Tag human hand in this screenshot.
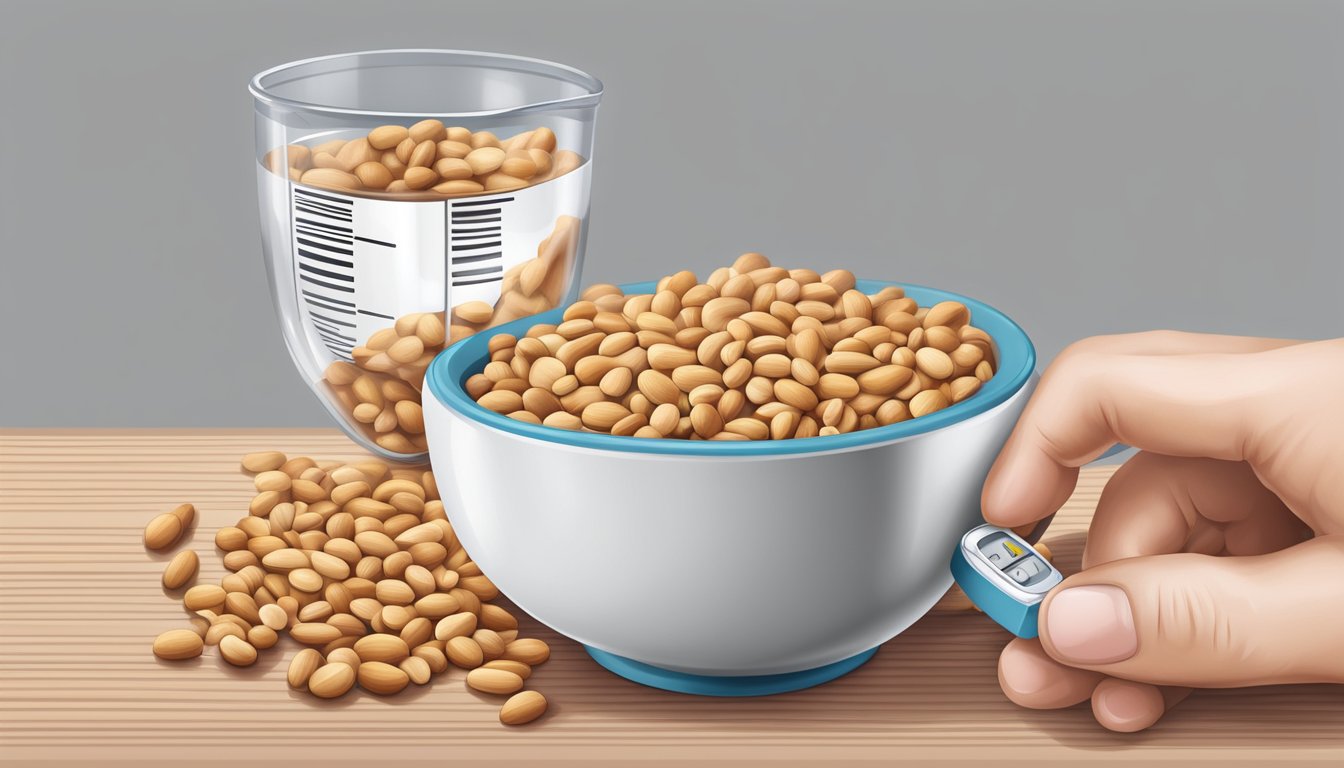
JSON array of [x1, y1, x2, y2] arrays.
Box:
[[981, 331, 1344, 732]]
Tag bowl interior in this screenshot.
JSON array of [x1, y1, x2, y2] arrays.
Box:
[[426, 280, 1035, 456]]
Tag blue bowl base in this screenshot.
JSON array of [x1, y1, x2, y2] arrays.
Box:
[[583, 646, 879, 697]]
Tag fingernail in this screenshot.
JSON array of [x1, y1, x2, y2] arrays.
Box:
[[1044, 585, 1137, 665], [1092, 680, 1164, 733]]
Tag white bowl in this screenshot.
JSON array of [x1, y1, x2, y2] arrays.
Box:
[[423, 280, 1037, 695]]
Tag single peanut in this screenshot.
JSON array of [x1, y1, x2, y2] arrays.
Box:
[[308, 662, 357, 698], [144, 503, 194, 551], [466, 667, 525, 695], [500, 691, 548, 725], [161, 550, 199, 589], [152, 629, 204, 660]]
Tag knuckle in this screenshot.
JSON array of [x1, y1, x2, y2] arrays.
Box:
[[1038, 346, 1104, 397], [1145, 565, 1247, 661]]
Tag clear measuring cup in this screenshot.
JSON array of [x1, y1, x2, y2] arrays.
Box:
[[251, 50, 602, 461]]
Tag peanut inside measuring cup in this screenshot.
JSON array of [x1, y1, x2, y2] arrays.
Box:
[[264, 121, 584, 201], [323, 216, 582, 455]]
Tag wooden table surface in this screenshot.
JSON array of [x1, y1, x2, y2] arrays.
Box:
[[2, 430, 1342, 766]]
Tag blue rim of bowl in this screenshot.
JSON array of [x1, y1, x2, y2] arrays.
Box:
[[426, 279, 1035, 457]]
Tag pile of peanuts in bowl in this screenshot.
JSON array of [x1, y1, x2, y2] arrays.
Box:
[[468, 253, 998, 439]]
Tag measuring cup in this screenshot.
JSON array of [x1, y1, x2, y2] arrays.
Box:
[[251, 50, 602, 460]]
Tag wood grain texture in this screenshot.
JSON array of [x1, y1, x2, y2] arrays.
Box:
[[2, 430, 1342, 766]]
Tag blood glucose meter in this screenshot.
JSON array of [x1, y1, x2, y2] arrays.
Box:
[[950, 524, 1064, 638]]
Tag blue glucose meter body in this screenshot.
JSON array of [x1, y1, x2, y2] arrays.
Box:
[[950, 524, 1064, 638]]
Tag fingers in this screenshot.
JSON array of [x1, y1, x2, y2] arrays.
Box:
[[1091, 679, 1192, 733], [1083, 454, 1305, 569], [999, 629, 1193, 732], [1001, 454, 1236, 731], [998, 637, 1104, 709], [1052, 331, 1302, 357], [1229, 339, 1344, 535], [983, 332, 1300, 529], [1080, 452, 1194, 568], [1038, 535, 1344, 687]]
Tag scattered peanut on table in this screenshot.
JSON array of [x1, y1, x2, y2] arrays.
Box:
[[161, 550, 199, 589], [467, 253, 998, 439], [143, 503, 194, 550], [148, 452, 549, 726]]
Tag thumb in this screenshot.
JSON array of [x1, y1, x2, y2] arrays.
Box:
[[1038, 535, 1344, 687]]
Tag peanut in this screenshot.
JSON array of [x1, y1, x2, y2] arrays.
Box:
[[144, 503, 194, 551], [152, 629, 203, 660], [358, 661, 409, 695], [269, 126, 581, 201], [323, 215, 582, 456], [466, 667, 525, 695], [219, 635, 258, 667], [308, 662, 357, 698], [469, 255, 996, 438], [149, 454, 553, 724], [161, 550, 199, 589], [500, 690, 548, 725]]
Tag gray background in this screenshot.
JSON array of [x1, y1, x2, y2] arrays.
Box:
[[2, 0, 1341, 428]]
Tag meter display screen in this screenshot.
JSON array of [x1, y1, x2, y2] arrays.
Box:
[[976, 531, 1052, 588]]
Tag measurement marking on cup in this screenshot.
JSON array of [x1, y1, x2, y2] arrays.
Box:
[[295, 217, 351, 234], [356, 309, 395, 319], [297, 230, 353, 249], [448, 195, 512, 289], [451, 265, 503, 278], [314, 323, 355, 341], [296, 203, 352, 222], [298, 250, 354, 271], [315, 325, 355, 343], [453, 275, 504, 287], [299, 262, 354, 282], [450, 252, 501, 265], [293, 187, 354, 207], [317, 330, 355, 349], [294, 187, 354, 205], [309, 311, 355, 328], [300, 274, 354, 293], [291, 186, 365, 358], [451, 197, 515, 207], [296, 230, 354, 249], [353, 235, 396, 248], [297, 198, 351, 217], [306, 298, 355, 316], [297, 250, 354, 269], [302, 290, 352, 307]]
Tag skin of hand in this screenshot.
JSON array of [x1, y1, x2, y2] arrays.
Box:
[[981, 331, 1344, 732]]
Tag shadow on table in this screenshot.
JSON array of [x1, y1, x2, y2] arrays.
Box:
[[538, 623, 1344, 751], [524, 527, 1344, 751]]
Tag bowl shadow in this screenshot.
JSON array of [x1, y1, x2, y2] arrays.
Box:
[[511, 559, 1344, 753]]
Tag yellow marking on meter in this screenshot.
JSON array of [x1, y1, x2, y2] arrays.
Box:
[[1003, 540, 1023, 558]]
